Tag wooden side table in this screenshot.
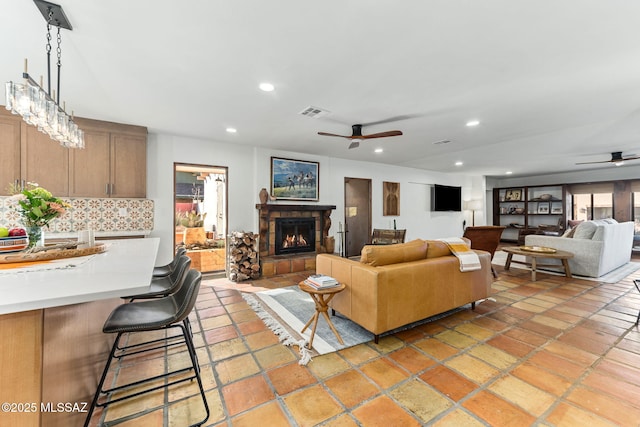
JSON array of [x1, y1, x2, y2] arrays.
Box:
[[298, 282, 346, 349], [503, 246, 574, 281]]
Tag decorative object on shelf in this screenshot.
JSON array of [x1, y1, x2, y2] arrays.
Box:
[[537, 202, 550, 214], [551, 202, 563, 214], [9, 182, 70, 248], [519, 245, 557, 254], [259, 188, 269, 204], [270, 157, 319, 201], [4, 1, 84, 149], [383, 181, 400, 216], [504, 188, 522, 201]]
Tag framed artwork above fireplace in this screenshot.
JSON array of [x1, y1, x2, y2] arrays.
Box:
[[270, 157, 319, 201]]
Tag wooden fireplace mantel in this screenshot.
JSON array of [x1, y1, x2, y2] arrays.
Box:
[[256, 204, 336, 257]]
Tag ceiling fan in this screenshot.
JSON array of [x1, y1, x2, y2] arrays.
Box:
[[318, 124, 403, 149], [575, 151, 640, 166]]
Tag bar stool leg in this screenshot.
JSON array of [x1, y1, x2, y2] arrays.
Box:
[[84, 332, 123, 427]]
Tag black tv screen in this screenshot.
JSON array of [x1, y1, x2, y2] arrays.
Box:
[[431, 184, 462, 212]]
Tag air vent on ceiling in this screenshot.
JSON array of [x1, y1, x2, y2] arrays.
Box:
[[299, 106, 331, 119], [432, 139, 451, 145]]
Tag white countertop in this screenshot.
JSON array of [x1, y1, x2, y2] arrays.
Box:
[[0, 238, 159, 315]]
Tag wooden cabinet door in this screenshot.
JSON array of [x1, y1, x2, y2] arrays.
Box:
[[22, 125, 69, 196], [110, 133, 146, 197], [69, 130, 110, 197], [0, 111, 22, 195]]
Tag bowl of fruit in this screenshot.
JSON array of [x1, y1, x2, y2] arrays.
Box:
[[0, 227, 29, 253]]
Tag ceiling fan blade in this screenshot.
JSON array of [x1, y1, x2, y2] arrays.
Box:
[[622, 156, 640, 161], [362, 130, 403, 139], [575, 160, 612, 165], [318, 131, 350, 138], [348, 140, 360, 149]]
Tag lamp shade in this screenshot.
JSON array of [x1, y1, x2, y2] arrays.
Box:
[[464, 199, 483, 211]]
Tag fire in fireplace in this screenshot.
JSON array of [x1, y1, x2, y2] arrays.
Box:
[[275, 218, 315, 255]]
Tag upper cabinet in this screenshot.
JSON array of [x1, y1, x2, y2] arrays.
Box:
[[0, 109, 147, 197], [70, 118, 147, 197], [493, 184, 571, 242]]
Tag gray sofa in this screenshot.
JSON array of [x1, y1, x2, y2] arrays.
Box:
[[525, 219, 634, 278]]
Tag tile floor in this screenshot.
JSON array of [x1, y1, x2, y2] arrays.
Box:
[[90, 262, 640, 426]]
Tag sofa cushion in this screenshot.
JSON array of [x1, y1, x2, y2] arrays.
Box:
[[572, 221, 598, 240], [425, 238, 470, 258], [360, 239, 427, 266]]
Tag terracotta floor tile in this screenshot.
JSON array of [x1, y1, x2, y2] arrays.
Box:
[[435, 329, 478, 349], [543, 340, 599, 367], [462, 390, 536, 426], [512, 300, 549, 313], [221, 375, 275, 416], [324, 370, 379, 408], [445, 354, 500, 384], [320, 414, 360, 427], [567, 385, 640, 425], [467, 344, 518, 370], [419, 365, 478, 401], [208, 337, 249, 362], [267, 362, 317, 396], [388, 346, 436, 373], [488, 375, 555, 416], [253, 342, 298, 369], [215, 353, 260, 384], [528, 350, 586, 380], [511, 362, 571, 396], [617, 337, 640, 354], [471, 316, 509, 331], [360, 357, 410, 389], [605, 347, 640, 367], [338, 342, 380, 365], [582, 371, 640, 408], [504, 326, 549, 347], [389, 379, 453, 424], [486, 334, 535, 358], [166, 393, 210, 427], [546, 402, 619, 427], [236, 317, 268, 335], [114, 409, 164, 426], [230, 401, 290, 427], [307, 352, 350, 379], [413, 337, 460, 360], [283, 384, 343, 426], [431, 409, 486, 427], [453, 322, 496, 340], [204, 325, 238, 345], [352, 396, 422, 427], [518, 319, 562, 338], [244, 329, 280, 350], [593, 359, 640, 385], [199, 314, 233, 331]]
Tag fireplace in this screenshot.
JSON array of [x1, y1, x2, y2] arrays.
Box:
[[275, 218, 315, 255]]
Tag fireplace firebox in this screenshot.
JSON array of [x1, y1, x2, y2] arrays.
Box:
[[275, 218, 315, 255]]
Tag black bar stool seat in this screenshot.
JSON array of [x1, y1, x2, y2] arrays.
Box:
[[153, 247, 187, 278], [125, 255, 191, 300]]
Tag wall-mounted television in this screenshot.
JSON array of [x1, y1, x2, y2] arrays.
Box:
[[431, 184, 462, 212]]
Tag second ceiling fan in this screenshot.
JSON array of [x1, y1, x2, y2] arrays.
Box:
[[318, 124, 403, 149]]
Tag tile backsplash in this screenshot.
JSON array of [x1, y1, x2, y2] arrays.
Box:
[[0, 197, 154, 234]]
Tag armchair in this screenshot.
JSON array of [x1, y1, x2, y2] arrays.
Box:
[[463, 225, 506, 277]]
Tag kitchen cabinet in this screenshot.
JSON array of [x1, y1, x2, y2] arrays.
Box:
[[70, 117, 147, 197], [493, 184, 571, 242], [0, 111, 21, 194]]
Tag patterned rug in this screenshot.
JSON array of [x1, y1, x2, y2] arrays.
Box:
[[243, 285, 467, 365], [492, 250, 640, 283]]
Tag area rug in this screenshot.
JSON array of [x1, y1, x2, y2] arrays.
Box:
[[492, 250, 640, 283], [243, 285, 468, 365]]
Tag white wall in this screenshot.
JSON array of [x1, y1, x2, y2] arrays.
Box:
[[148, 133, 487, 264]]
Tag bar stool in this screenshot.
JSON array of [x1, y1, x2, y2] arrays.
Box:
[[125, 255, 191, 300], [153, 247, 187, 278], [84, 269, 209, 427]]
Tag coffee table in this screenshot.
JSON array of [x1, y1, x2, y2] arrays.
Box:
[[503, 246, 574, 281], [298, 282, 346, 349]]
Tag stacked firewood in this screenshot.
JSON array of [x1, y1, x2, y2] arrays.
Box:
[[228, 231, 260, 282]]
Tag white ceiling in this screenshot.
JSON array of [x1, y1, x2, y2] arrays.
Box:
[[4, 0, 640, 178]]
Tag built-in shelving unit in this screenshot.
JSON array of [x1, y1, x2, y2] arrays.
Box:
[[493, 184, 572, 242]]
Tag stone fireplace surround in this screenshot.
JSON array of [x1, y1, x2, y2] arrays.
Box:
[[256, 204, 336, 277]]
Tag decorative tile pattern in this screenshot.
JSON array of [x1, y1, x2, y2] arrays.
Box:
[[0, 196, 154, 234]]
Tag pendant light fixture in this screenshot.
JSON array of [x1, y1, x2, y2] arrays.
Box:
[[4, 0, 84, 148]]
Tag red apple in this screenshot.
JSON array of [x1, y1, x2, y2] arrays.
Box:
[[8, 228, 27, 237]]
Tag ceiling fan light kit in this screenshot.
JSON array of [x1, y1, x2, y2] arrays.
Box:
[[575, 151, 640, 166]]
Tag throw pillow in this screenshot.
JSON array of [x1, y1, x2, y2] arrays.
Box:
[[572, 221, 597, 239], [568, 219, 583, 228], [360, 239, 428, 266]]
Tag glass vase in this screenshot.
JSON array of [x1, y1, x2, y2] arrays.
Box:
[[26, 226, 43, 249]]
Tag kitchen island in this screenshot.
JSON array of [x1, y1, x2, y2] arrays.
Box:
[[0, 238, 159, 427]]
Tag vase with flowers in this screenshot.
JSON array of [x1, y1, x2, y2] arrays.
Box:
[[9, 182, 71, 248]]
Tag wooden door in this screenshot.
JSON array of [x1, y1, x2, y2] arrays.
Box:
[[0, 111, 22, 195], [69, 129, 110, 196], [110, 133, 147, 197], [22, 124, 69, 196], [344, 177, 371, 257]]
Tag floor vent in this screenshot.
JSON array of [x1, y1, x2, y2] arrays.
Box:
[[299, 106, 331, 118]]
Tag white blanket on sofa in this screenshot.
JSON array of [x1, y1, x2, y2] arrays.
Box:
[[438, 237, 481, 272]]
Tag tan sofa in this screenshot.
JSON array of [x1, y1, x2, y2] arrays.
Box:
[[316, 239, 493, 342]]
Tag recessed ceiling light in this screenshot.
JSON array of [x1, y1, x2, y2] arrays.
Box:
[[374, 148, 383, 153], [226, 127, 237, 133], [259, 82, 274, 92], [505, 171, 513, 175], [466, 120, 480, 127], [455, 161, 463, 166]]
